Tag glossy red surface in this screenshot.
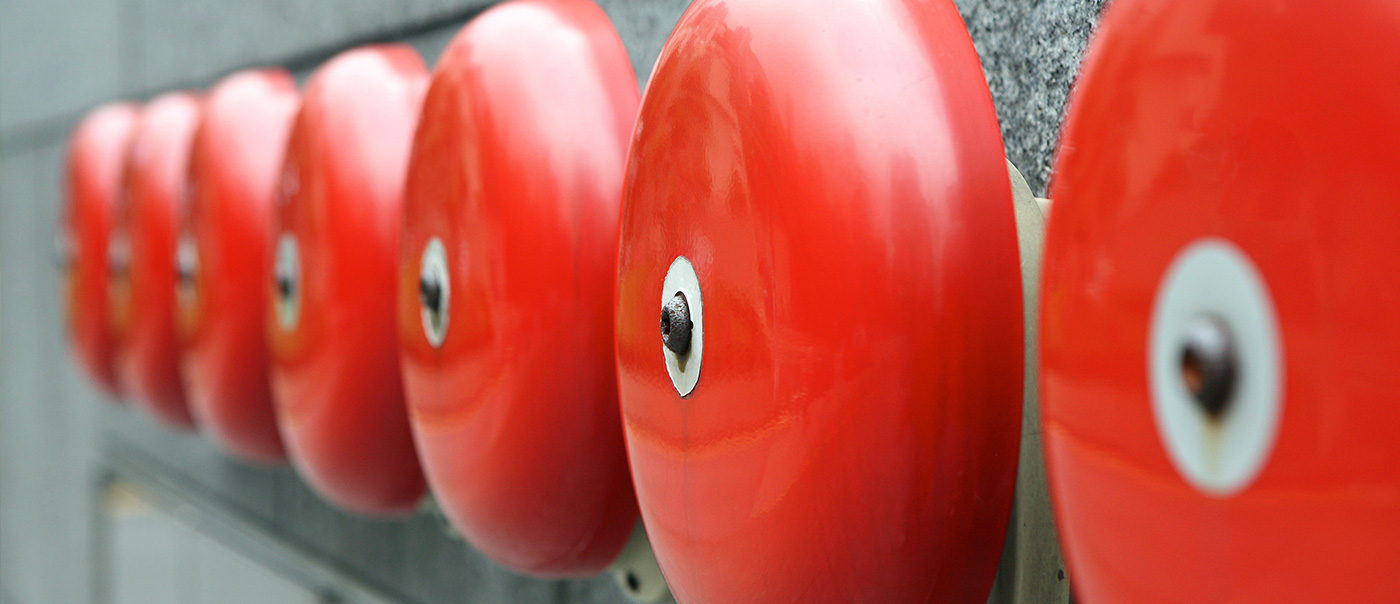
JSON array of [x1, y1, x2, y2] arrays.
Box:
[[397, 0, 639, 576], [181, 69, 298, 463], [270, 45, 428, 515], [1042, 0, 1400, 602], [614, 0, 1023, 602], [111, 92, 199, 429], [63, 102, 138, 397]]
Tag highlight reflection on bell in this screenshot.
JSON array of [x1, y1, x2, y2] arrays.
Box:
[[62, 102, 138, 397], [397, 0, 643, 577], [110, 91, 200, 430], [268, 44, 428, 515], [1041, 0, 1400, 601], [179, 68, 299, 463], [614, 0, 1025, 602]]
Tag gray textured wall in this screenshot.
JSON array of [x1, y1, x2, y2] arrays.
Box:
[[0, 1, 1105, 603]]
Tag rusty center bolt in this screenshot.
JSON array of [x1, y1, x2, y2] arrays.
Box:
[[108, 240, 129, 279], [274, 258, 294, 302], [419, 274, 443, 318], [175, 244, 196, 288], [176, 263, 195, 288], [660, 292, 692, 355], [1179, 315, 1237, 419]]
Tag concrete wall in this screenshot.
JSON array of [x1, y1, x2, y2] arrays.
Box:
[[0, 1, 1105, 602]]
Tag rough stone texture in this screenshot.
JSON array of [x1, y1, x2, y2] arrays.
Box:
[[0, 0, 1108, 602], [596, 0, 692, 91], [959, 0, 1110, 195]]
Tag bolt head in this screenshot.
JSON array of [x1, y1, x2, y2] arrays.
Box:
[[660, 292, 692, 355]]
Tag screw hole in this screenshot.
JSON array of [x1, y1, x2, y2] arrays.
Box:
[[625, 571, 640, 593]]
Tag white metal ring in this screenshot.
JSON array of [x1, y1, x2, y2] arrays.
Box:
[[175, 232, 198, 311], [661, 256, 703, 397], [1148, 238, 1283, 497], [608, 521, 671, 603], [273, 233, 301, 331], [419, 237, 450, 349]]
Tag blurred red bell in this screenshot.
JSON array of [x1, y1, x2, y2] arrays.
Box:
[[269, 44, 428, 515], [1041, 0, 1400, 602], [397, 0, 640, 576], [62, 102, 138, 397], [111, 91, 200, 429], [180, 69, 298, 463], [614, 0, 1023, 602]]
